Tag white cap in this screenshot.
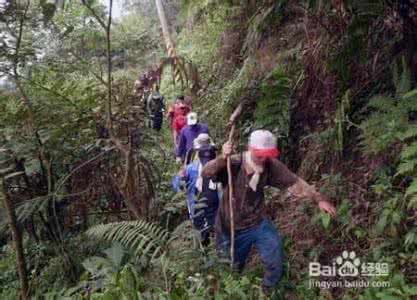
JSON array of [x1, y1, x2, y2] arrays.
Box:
[[187, 112, 198, 125], [249, 130, 276, 148], [193, 133, 211, 149]]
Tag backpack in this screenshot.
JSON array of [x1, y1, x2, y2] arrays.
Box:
[[147, 93, 165, 114]]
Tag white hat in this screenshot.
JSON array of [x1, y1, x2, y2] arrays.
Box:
[[248, 130, 279, 157], [187, 112, 198, 125], [193, 133, 212, 149]]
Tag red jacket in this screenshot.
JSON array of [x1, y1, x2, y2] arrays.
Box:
[[168, 103, 191, 129], [173, 115, 187, 134]]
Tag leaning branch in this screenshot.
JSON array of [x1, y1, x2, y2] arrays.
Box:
[[80, 0, 107, 30]]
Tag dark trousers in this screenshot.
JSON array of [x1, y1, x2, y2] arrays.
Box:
[[193, 191, 219, 244], [151, 111, 163, 130]]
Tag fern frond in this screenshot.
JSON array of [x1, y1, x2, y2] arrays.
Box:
[[399, 127, 417, 141], [86, 220, 170, 260], [400, 142, 417, 159], [408, 195, 417, 209], [405, 178, 417, 198], [396, 161, 417, 176], [367, 95, 395, 112], [15, 195, 49, 223], [404, 229, 417, 250], [402, 88, 417, 100]]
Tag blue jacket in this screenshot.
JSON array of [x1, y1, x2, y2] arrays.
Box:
[[176, 123, 209, 160], [172, 161, 200, 218], [172, 161, 220, 221]]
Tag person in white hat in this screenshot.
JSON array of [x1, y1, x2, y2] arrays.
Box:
[[176, 112, 209, 163], [202, 129, 336, 294], [172, 133, 219, 245]]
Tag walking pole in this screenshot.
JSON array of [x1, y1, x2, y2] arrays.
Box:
[[226, 103, 243, 267]]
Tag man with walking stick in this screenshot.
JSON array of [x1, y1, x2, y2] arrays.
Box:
[[202, 129, 336, 295]]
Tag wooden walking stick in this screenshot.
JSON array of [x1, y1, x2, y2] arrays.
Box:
[[226, 103, 243, 267]]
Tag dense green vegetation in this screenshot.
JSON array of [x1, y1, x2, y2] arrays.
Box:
[[1, 0, 417, 299]]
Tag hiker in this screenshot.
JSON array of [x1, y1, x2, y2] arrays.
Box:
[[146, 92, 165, 131], [201, 129, 337, 294], [134, 73, 150, 94], [176, 112, 209, 163], [172, 133, 220, 245], [172, 106, 188, 145], [167, 96, 191, 147]]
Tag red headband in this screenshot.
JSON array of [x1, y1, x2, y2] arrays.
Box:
[[249, 146, 280, 158]]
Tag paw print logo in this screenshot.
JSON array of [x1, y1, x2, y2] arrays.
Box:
[[335, 251, 361, 277]]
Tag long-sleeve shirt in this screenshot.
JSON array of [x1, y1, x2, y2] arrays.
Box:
[[176, 123, 209, 160], [172, 161, 219, 221], [173, 115, 187, 134], [202, 152, 322, 232], [167, 103, 191, 126]]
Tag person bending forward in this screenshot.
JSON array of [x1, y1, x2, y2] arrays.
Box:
[[201, 130, 336, 293]]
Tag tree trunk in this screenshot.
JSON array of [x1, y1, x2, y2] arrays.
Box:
[[1, 181, 29, 300], [155, 0, 176, 57], [402, 3, 417, 85]]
